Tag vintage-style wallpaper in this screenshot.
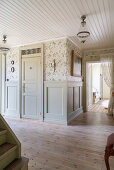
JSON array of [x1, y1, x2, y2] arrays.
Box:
[[6, 38, 82, 82], [66, 39, 82, 82], [44, 38, 82, 81], [6, 48, 19, 82], [44, 39, 67, 81]]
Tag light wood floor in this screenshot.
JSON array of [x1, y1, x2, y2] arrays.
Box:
[[5, 102, 114, 170], [88, 100, 109, 114]]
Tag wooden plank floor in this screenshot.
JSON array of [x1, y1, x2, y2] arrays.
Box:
[[88, 100, 109, 114], [5, 102, 114, 170]]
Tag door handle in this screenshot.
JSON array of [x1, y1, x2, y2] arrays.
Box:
[[22, 86, 25, 91]]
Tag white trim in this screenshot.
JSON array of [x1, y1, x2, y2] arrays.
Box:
[[5, 82, 19, 116], [84, 47, 114, 53], [68, 107, 83, 124], [21, 53, 41, 58], [67, 37, 82, 50], [3, 113, 20, 119], [41, 44, 44, 121], [1, 54, 6, 115], [19, 43, 43, 120], [44, 81, 67, 125], [44, 119, 68, 125], [100, 53, 114, 56], [0, 54, 2, 113], [19, 49, 22, 118]]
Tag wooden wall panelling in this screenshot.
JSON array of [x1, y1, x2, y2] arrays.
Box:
[[67, 87, 73, 114], [44, 81, 83, 125], [44, 81, 67, 125], [67, 81, 83, 124], [5, 82, 19, 118]]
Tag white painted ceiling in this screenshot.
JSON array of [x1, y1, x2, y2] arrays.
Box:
[[0, 0, 114, 50]]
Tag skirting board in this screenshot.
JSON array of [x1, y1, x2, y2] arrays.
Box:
[[22, 115, 43, 120], [67, 107, 83, 124], [2, 112, 20, 119], [44, 119, 67, 125]]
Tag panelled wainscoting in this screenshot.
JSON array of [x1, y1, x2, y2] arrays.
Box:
[[44, 81, 67, 125], [67, 81, 83, 124], [44, 81, 83, 125], [5, 82, 20, 118]]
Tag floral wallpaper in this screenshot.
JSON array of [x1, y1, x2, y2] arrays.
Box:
[[66, 39, 82, 82], [43, 39, 67, 81], [44, 38, 82, 81], [6, 48, 19, 82], [6, 38, 82, 82]]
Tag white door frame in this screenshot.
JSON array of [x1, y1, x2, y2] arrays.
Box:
[[0, 54, 3, 114], [86, 62, 92, 109], [19, 44, 44, 121], [1, 54, 6, 115], [86, 61, 102, 111]]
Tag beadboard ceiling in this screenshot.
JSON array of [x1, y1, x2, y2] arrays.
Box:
[[0, 0, 114, 50]]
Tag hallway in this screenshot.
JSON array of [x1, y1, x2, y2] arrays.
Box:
[[88, 100, 109, 114], [5, 109, 114, 170]]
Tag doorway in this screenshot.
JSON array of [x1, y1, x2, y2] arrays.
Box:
[[86, 62, 110, 112], [20, 44, 43, 120], [21, 56, 42, 119]]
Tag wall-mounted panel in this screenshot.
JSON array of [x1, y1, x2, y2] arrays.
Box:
[[67, 81, 83, 123], [24, 96, 37, 116], [67, 87, 73, 113], [47, 87, 63, 115], [7, 86, 17, 110], [74, 87, 79, 110], [44, 81, 67, 125], [5, 82, 19, 117], [80, 87, 82, 108]]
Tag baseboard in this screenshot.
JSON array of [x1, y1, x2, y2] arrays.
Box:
[[44, 118, 67, 125], [2, 112, 20, 119], [68, 107, 83, 124]]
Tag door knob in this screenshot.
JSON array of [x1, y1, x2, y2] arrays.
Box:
[[22, 86, 25, 90]]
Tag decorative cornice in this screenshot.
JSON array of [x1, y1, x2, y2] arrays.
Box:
[[84, 47, 114, 57], [67, 37, 82, 50]]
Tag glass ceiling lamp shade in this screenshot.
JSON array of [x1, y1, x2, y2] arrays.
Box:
[[77, 15, 90, 43], [0, 47, 10, 52], [0, 35, 10, 53]]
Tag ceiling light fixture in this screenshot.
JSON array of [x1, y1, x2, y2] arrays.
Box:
[[0, 35, 10, 53], [77, 15, 90, 43]]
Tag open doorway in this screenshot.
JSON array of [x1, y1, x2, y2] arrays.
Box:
[[86, 62, 110, 113]]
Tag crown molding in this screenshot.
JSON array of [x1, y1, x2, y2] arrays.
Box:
[[84, 47, 114, 56], [67, 37, 82, 50]]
